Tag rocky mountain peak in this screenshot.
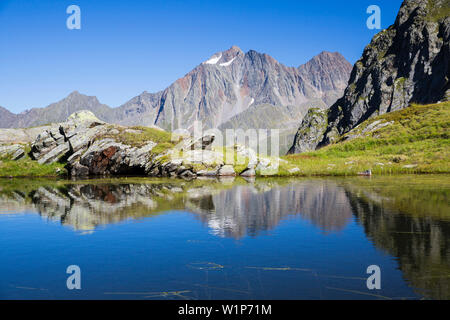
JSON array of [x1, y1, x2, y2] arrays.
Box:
[[298, 51, 353, 92], [305, 51, 352, 71], [65, 91, 99, 103], [68, 90, 81, 97], [226, 45, 243, 55], [1, 46, 352, 145], [288, 0, 449, 154], [202, 45, 244, 67]]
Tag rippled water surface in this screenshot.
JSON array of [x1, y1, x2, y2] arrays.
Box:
[[0, 175, 449, 300]]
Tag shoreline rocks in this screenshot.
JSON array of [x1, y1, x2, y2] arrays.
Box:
[[23, 110, 284, 179]]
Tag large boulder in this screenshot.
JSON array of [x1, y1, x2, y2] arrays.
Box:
[[217, 165, 236, 176]]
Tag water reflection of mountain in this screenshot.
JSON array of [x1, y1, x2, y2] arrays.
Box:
[[342, 181, 450, 300], [187, 180, 353, 238], [0, 179, 354, 235], [0, 176, 449, 299]]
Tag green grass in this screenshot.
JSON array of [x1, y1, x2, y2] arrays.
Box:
[[427, 0, 450, 22], [282, 102, 450, 176], [0, 157, 67, 178], [98, 125, 176, 153], [0, 144, 67, 178]]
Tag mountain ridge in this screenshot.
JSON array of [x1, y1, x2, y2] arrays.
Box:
[[0, 47, 352, 140]]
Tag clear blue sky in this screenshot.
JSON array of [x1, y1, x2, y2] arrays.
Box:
[[0, 0, 404, 113]]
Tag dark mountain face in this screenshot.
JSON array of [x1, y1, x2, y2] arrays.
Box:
[[289, 0, 450, 154], [0, 47, 352, 135]]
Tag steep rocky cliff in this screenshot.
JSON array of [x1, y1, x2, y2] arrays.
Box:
[[289, 0, 449, 154]]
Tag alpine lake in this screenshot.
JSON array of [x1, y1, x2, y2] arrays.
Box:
[[0, 175, 448, 300]]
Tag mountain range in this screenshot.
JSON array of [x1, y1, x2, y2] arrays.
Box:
[[0, 47, 352, 153]]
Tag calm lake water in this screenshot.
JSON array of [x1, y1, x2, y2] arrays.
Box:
[[0, 175, 449, 300]]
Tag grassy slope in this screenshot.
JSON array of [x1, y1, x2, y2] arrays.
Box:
[[0, 156, 67, 178], [282, 102, 450, 176], [0, 143, 67, 178]]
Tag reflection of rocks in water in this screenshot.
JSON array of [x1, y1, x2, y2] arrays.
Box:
[[0, 191, 31, 213], [188, 180, 353, 238], [0, 179, 354, 236], [1, 176, 449, 299], [30, 184, 171, 231], [346, 187, 450, 300]]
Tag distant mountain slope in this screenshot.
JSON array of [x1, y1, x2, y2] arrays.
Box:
[[0, 106, 18, 128], [0, 47, 352, 133], [1, 92, 112, 128], [289, 0, 450, 154]]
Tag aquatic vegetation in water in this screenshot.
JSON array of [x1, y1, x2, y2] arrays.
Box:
[[187, 262, 225, 271]]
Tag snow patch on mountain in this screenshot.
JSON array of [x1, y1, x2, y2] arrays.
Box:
[[219, 57, 236, 67], [204, 53, 222, 65]]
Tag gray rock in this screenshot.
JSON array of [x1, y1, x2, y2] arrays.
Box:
[[287, 109, 328, 154], [180, 150, 224, 166], [0, 144, 26, 160], [197, 169, 219, 176], [218, 165, 236, 176], [288, 167, 301, 174], [0, 126, 52, 145], [71, 163, 89, 176], [235, 144, 258, 169], [37, 144, 70, 164], [182, 134, 216, 151], [179, 169, 197, 179], [342, 121, 394, 142], [240, 168, 256, 177]]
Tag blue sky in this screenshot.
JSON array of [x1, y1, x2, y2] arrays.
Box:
[[0, 0, 404, 113]]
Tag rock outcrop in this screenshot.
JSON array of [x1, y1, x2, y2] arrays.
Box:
[[289, 0, 450, 153], [0, 126, 52, 145], [0, 144, 25, 160], [287, 108, 328, 154], [28, 111, 282, 178]]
